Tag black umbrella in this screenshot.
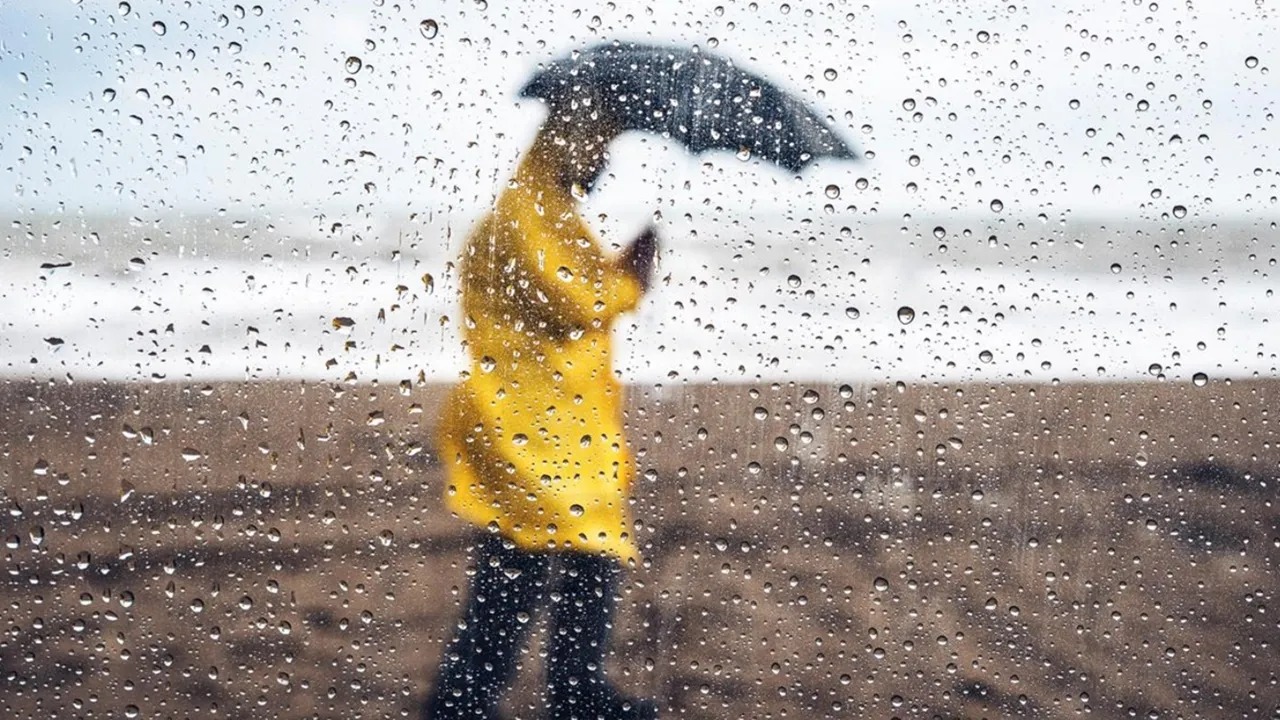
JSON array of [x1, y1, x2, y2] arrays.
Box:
[[519, 42, 856, 173]]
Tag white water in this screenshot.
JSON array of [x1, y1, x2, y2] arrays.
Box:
[[2, 213, 1275, 385]]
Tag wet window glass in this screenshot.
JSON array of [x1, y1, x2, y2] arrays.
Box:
[[2, 3, 1276, 719]]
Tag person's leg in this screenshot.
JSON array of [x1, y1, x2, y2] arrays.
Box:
[[546, 552, 658, 720], [423, 534, 550, 720]]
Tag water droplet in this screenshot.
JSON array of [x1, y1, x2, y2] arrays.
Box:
[[345, 56, 363, 74], [332, 316, 355, 329], [977, 30, 990, 42], [802, 389, 820, 404], [989, 198, 1003, 212], [1245, 55, 1259, 69], [569, 504, 585, 517], [932, 226, 946, 239], [1148, 362, 1163, 376], [579, 435, 592, 448], [978, 350, 993, 363], [845, 307, 860, 319], [181, 448, 203, 462], [787, 274, 802, 288], [1110, 263, 1122, 274], [873, 577, 889, 592], [152, 21, 166, 35], [1192, 372, 1208, 387], [512, 433, 529, 446], [479, 356, 496, 373], [1172, 204, 1187, 218], [773, 436, 789, 452], [823, 68, 838, 81], [421, 273, 434, 293], [102, 88, 117, 102], [420, 19, 439, 39], [984, 597, 998, 611], [896, 306, 915, 325], [824, 184, 840, 199], [118, 1, 131, 15], [753, 407, 768, 420]]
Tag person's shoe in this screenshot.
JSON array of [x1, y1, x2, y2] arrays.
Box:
[[422, 697, 507, 720], [548, 684, 659, 720]]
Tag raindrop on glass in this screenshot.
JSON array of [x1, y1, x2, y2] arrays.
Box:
[[420, 19, 439, 39], [896, 306, 915, 325]]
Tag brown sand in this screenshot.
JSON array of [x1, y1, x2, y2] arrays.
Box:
[[1, 379, 1277, 719]]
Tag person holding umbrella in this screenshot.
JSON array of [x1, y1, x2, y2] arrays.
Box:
[[423, 42, 855, 720]]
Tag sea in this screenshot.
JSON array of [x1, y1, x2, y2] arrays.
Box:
[[2, 210, 1275, 386]]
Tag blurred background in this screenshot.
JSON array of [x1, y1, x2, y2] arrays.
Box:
[[1, 2, 1277, 719]]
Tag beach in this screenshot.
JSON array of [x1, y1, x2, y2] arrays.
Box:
[[2, 378, 1276, 719]]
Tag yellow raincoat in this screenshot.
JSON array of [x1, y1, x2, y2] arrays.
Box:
[[437, 134, 646, 561]]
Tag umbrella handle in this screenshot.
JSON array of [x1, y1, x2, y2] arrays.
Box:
[[620, 226, 660, 292]]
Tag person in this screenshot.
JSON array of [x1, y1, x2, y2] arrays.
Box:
[[422, 100, 660, 720]]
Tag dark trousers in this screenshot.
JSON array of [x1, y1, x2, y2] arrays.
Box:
[[423, 534, 653, 720]]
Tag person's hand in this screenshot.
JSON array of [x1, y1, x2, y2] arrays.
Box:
[[620, 225, 659, 292]]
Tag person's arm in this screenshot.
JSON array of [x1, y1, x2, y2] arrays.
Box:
[[510, 219, 658, 330]]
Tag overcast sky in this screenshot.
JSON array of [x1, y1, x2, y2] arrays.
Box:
[[1, 0, 1276, 224]]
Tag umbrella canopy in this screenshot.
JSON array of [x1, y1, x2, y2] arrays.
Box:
[[519, 42, 856, 173]]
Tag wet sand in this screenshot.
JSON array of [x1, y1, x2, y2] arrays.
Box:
[[1, 379, 1277, 719]]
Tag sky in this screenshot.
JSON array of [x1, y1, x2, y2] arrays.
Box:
[[1, 1, 1276, 385], [1, 0, 1277, 223]]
